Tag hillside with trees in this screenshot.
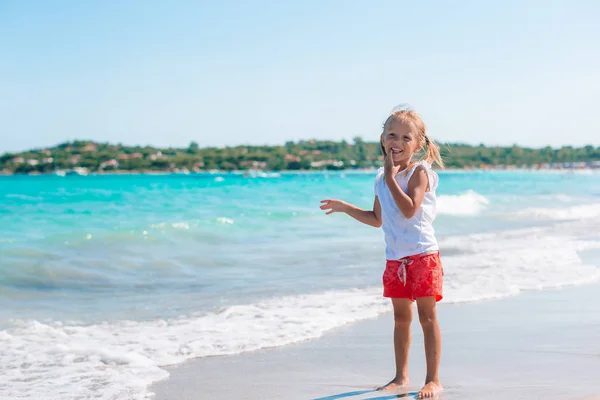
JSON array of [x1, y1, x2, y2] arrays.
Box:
[[1, 138, 599, 175]]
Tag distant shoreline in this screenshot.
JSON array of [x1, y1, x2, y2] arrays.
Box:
[[2, 140, 599, 176]]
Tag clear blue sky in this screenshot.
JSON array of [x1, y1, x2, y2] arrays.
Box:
[[1, 0, 599, 153]]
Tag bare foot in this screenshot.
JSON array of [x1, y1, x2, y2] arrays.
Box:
[[418, 381, 443, 398], [377, 378, 410, 393]]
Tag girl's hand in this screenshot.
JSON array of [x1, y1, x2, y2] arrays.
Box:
[[320, 199, 349, 215], [384, 154, 402, 181]]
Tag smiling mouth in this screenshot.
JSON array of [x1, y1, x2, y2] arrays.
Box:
[[390, 147, 403, 154]]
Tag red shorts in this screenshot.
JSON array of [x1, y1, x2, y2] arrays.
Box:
[[383, 251, 443, 301]]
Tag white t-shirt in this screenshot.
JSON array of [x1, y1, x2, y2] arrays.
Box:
[[374, 161, 439, 260]]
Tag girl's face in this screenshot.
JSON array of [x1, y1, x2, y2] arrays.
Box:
[[381, 119, 422, 165]]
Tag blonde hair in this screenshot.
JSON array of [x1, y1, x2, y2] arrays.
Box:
[[381, 108, 445, 169]]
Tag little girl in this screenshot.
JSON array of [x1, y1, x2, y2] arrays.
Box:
[[320, 108, 444, 399]]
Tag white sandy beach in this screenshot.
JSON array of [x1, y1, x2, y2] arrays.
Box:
[[151, 282, 600, 400]]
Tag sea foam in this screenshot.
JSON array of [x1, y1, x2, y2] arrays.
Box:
[[437, 190, 489, 216]]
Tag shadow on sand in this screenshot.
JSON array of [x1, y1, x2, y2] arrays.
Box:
[[313, 389, 419, 400]]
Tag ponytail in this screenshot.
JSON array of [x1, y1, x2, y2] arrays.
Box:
[[422, 135, 444, 169]]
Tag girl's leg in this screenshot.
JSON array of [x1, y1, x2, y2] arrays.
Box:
[[379, 298, 413, 391], [416, 296, 443, 399]]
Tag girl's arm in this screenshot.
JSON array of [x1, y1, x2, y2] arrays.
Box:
[[385, 165, 428, 219], [320, 197, 382, 228]]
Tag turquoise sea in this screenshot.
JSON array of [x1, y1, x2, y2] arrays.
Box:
[[1, 170, 600, 399]]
